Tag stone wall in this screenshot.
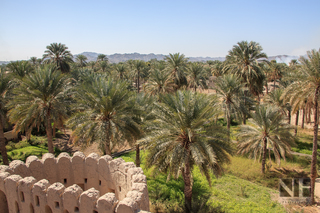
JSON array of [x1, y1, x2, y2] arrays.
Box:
[[0, 152, 149, 213]]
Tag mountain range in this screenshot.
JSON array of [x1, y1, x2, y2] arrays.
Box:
[[75, 52, 300, 64], [0, 53, 302, 65]]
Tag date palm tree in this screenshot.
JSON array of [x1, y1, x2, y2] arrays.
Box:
[[237, 104, 295, 174], [43, 43, 73, 73], [164, 53, 188, 89], [0, 69, 12, 165], [68, 77, 140, 155], [99, 61, 108, 73], [29, 57, 38, 65], [143, 68, 174, 96], [225, 41, 267, 97], [133, 60, 145, 93], [281, 49, 320, 204], [97, 54, 108, 62], [141, 90, 232, 212], [6, 60, 34, 78], [113, 63, 128, 80], [7, 65, 72, 154], [186, 62, 208, 92], [75, 54, 88, 67], [213, 74, 246, 135]]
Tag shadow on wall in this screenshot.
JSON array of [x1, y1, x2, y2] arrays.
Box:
[[0, 190, 9, 213]]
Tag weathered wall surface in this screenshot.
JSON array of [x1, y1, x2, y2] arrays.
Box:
[[0, 152, 149, 213]]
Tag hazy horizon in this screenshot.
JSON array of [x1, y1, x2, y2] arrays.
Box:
[[1, 0, 319, 61]]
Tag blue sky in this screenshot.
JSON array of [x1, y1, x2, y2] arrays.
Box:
[[1, 0, 319, 60]]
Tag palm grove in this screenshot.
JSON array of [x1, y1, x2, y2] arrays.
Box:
[[0, 42, 320, 211]]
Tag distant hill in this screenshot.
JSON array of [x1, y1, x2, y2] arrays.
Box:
[[76, 52, 225, 63], [0, 53, 303, 65], [75, 52, 300, 64]]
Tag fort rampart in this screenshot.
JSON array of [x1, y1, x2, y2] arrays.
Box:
[[0, 152, 149, 213]]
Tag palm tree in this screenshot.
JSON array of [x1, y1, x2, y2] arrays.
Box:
[[268, 60, 285, 90], [141, 90, 232, 212], [213, 74, 246, 134], [143, 68, 174, 96], [132, 93, 155, 167], [225, 41, 267, 97], [68, 77, 140, 155], [99, 61, 108, 73], [264, 88, 291, 122], [29, 57, 38, 65], [97, 54, 108, 62], [133, 60, 145, 93], [113, 63, 128, 80], [7, 65, 72, 154], [75, 55, 88, 67], [43, 43, 73, 73], [164, 53, 188, 89], [186, 62, 208, 92], [87, 61, 96, 70], [6, 60, 34, 78], [0, 69, 12, 165], [281, 49, 320, 204], [237, 104, 295, 174]]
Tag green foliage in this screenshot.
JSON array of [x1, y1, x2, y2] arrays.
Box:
[[119, 151, 285, 213], [1, 135, 62, 164]]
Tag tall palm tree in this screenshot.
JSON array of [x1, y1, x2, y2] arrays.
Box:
[[225, 41, 267, 97], [265, 88, 291, 122], [281, 49, 320, 204], [43, 43, 73, 73], [164, 53, 188, 89], [237, 104, 295, 174], [186, 62, 208, 92], [29, 57, 38, 65], [143, 68, 174, 96], [133, 60, 145, 93], [87, 61, 96, 70], [6, 60, 34, 79], [97, 54, 108, 62], [0, 69, 12, 165], [75, 54, 88, 68], [141, 90, 232, 213], [268, 60, 285, 90], [68, 77, 140, 155], [213, 74, 246, 134], [99, 61, 108, 73], [113, 63, 128, 80], [7, 65, 72, 154]]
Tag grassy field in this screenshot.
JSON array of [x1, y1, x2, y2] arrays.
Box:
[[1, 136, 62, 163], [120, 151, 286, 213]]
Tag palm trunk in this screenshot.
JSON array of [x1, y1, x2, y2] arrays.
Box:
[[137, 70, 140, 93], [302, 107, 305, 129], [294, 110, 299, 136], [288, 110, 291, 124], [46, 117, 54, 154], [310, 87, 319, 205], [182, 151, 192, 213], [105, 125, 112, 155], [53, 123, 56, 138], [227, 102, 231, 138], [261, 137, 267, 174], [135, 144, 140, 167], [0, 119, 9, 165], [243, 114, 246, 125]]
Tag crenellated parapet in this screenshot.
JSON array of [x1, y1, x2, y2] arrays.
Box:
[[0, 152, 149, 213]]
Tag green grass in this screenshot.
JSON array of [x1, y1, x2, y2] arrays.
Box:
[[119, 151, 286, 213], [1, 135, 63, 164]]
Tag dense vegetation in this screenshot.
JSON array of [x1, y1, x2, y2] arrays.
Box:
[[0, 42, 319, 211]]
